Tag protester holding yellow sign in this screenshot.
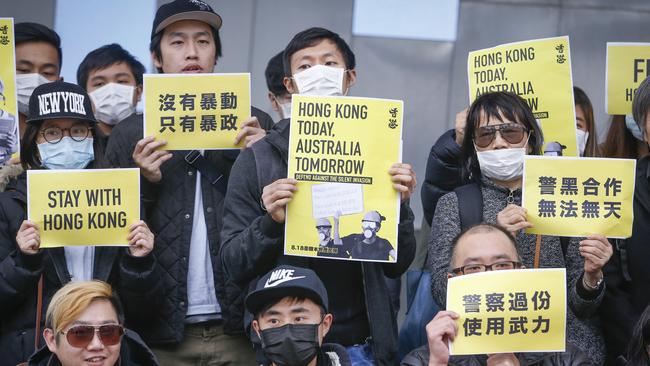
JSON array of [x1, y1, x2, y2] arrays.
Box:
[[468, 36, 578, 156], [0, 81, 162, 366], [404, 223, 590, 365], [428, 91, 609, 365]]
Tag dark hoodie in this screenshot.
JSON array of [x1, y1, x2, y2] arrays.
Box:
[[27, 329, 159, 366]]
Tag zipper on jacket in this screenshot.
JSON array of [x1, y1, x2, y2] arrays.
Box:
[[506, 189, 514, 204]]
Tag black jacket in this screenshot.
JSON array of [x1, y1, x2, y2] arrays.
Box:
[[0, 174, 162, 365], [401, 344, 594, 366], [600, 154, 650, 362], [220, 119, 416, 366], [28, 329, 159, 366], [104, 108, 274, 344], [420, 129, 463, 226]]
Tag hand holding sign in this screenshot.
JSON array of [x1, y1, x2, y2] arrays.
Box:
[[579, 234, 613, 287], [389, 163, 416, 202], [425, 311, 459, 366], [133, 136, 173, 183], [455, 108, 469, 146], [262, 178, 298, 223], [127, 220, 154, 257], [234, 116, 266, 148], [496, 204, 533, 237], [16, 220, 40, 255]]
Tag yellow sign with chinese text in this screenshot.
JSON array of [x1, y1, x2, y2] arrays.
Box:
[[27, 169, 140, 248], [284, 95, 402, 263], [143, 73, 250, 150], [447, 268, 566, 355], [606, 43, 650, 115], [0, 18, 19, 164], [468, 36, 578, 156], [523, 156, 636, 238]]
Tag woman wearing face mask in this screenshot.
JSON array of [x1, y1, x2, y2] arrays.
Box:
[[428, 92, 611, 365], [600, 114, 649, 159], [0, 81, 162, 365], [574, 86, 600, 157]]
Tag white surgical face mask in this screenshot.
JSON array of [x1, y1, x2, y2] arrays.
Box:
[[576, 129, 589, 157], [279, 101, 292, 120], [476, 147, 526, 182], [16, 73, 50, 115], [293, 65, 345, 96], [88, 83, 135, 125], [625, 114, 644, 141]]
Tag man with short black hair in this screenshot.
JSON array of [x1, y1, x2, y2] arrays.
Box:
[[265, 51, 291, 121], [246, 265, 350, 366], [401, 223, 591, 366], [77, 44, 145, 139], [104, 1, 275, 364], [221, 27, 416, 365]]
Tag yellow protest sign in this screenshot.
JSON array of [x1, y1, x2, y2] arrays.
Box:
[[606, 43, 650, 115], [143, 73, 250, 150], [27, 169, 140, 248], [285, 95, 402, 263], [447, 268, 566, 355], [0, 18, 19, 164], [468, 36, 578, 156], [523, 156, 636, 238]]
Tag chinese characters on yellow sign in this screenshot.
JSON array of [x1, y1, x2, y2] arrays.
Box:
[[468, 36, 578, 156], [447, 268, 566, 355], [606, 43, 650, 115], [143, 73, 250, 150], [285, 95, 403, 263], [523, 156, 636, 238], [0, 18, 19, 164], [27, 169, 140, 248]]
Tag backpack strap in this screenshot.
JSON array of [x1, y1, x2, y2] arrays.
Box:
[[454, 183, 483, 230], [184, 150, 228, 195]]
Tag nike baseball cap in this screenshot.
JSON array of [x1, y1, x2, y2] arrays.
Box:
[[245, 265, 329, 315], [151, 0, 222, 40]]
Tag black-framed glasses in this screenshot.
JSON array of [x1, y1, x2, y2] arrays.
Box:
[[473, 123, 528, 148], [60, 324, 124, 348], [451, 261, 522, 275], [40, 124, 91, 144]]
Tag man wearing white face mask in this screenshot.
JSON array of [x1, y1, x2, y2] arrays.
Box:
[[77, 44, 144, 141], [221, 27, 417, 366], [265, 51, 292, 122], [14, 23, 62, 138]]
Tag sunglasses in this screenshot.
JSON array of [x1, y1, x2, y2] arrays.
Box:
[[473, 123, 528, 148], [60, 324, 124, 348]]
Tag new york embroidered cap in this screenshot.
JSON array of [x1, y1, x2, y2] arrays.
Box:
[[27, 81, 97, 124], [245, 265, 329, 314], [151, 0, 222, 40]]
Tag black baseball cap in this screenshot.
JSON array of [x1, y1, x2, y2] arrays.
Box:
[[151, 0, 222, 40], [245, 265, 329, 315], [27, 81, 97, 124]]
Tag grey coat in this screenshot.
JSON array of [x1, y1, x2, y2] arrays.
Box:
[[428, 178, 605, 365]]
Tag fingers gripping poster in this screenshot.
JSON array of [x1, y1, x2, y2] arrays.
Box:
[[468, 36, 578, 156], [285, 95, 403, 263]]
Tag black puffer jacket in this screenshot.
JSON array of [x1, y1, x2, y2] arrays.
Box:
[[401, 344, 594, 366], [220, 119, 416, 365], [0, 174, 162, 365], [28, 329, 159, 366], [420, 129, 463, 226], [104, 109, 274, 344]]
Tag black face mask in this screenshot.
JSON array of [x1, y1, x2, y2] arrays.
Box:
[[260, 323, 320, 366]]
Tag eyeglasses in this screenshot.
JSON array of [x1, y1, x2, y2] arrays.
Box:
[[473, 123, 528, 148], [40, 124, 91, 144], [60, 324, 124, 348], [451, 261, 522, 275], [361, 221, 377, 229]]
